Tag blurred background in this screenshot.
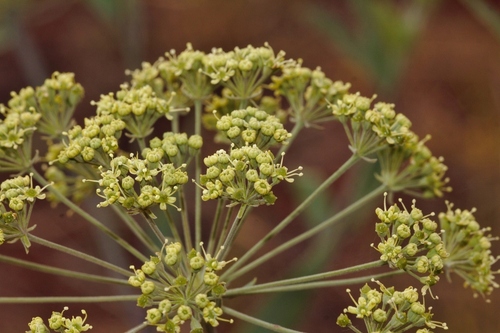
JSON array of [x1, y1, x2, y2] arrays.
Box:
[[0, 0, 499, 332]]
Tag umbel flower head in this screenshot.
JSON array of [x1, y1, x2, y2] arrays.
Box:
[[270, 65, 351, 127], [55, 113, 126, 167], [373, 193, 449, 289], [328, 93, 415, 159], [439, 202, 500, 299], [91, 83, 184, 141], [204, 43, 295, 101], [0, 174, 50, 253], [198, 145, 302, 207], [214, 106, 291, 150], [337, 280, 448, 332], [86, 154, 188, 217], [128, 241, 235, 332], [376, 134, 451, 199]]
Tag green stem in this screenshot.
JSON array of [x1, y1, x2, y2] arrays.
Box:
[[225, 260, 384, 296], [125, 322, 149, 333], [28, 234, 132, 277], [144, 214, 167, 244], [277, 121, 304, 157], [222, 154, 360, 280], [226, 270, 404, 295], [215, 205, 235, 252], [164, 208, 183, 244], [219, 205, 247, 260], [194, 99, 203, 250], [225, 184, 386, 281], [171, 113, 180, 133], [0, 254, 129, 285], [0, 295, 138, 303], [179, 187, 193, 251], [223, 307, 304, 333], [111, 205, 158, 254], [30, 169, 148, 262], [207, 199, 225, 255]]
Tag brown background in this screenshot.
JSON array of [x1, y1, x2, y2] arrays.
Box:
[[0, 0, 499, 332]]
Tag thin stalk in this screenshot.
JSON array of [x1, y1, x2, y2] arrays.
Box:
[[0, 254, 129, 285], [277, 121, 304, 157], [223, 307, 304, 333], [226, 271, 404, 295], [0, 295, 138, 303], [111, 205, 158, 253], [179, 187, 193, 251], [144, 214, 167, 244], [164, 208, 183, 244], [207, 199, 225, 255], [31, 169, 148, 262], [222, 154, 360, 279], [225, 260, 384, 296], [215, 205, 235, 252], [226, 184, 386, 281], [171, 113, 180, 133], [219, 205, 247, 260], [125, 322, 149, 333], [194, 99, 203, 250], [28, 234, 132, 277]]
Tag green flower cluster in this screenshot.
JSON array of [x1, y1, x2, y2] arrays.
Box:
[[144, 132, 203, 168], [204, 43, 294, 100], [91, 84, 178, 140], [439, 203, 499, 298], [0, 72, 84, 172], [329, 93, 415, 157], [28, 72, 84, 139], [55, 114, 126, 167], [127, 43, 296, 117], [199, 145, 302, 207], [337, 281, 448, 332], [128, 241, 235, 332], [376, 135, 451, 198], [26, 307, 92, 333], [270, 65, 351, 127], [89, 154, 188, 216], [0, 174, 50, 252], [215, 106, 290, 149], [0, 90, 41, 172], [373, 195, 449, 288]]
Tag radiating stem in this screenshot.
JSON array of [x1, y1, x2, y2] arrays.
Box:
[[111, 205, 158, 253], [222, 154, 360, 280], [277, 121, 304, 157], [144, 214, 167, 244], [0, 254, 129, 285], [194, 98, 203, 250], [125, 322, 149, 333], [207, 199, 225, 255], [219, 205, 247, 260], [225, 260, 384, 296], [0, 295, 138, 303], [31, 169, 148, 262], [225, 184, 386, 281], [223, 307, 304, 333], [28, 234, 132, 277], [215, 205, 235, 252], [226, 271, 404, 295], [179, 187, 193, 251]]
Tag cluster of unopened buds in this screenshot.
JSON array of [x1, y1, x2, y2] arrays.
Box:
[[373, 194, 449, 289], [337, 280, 448, 333], [128, 241, 235, 332]]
